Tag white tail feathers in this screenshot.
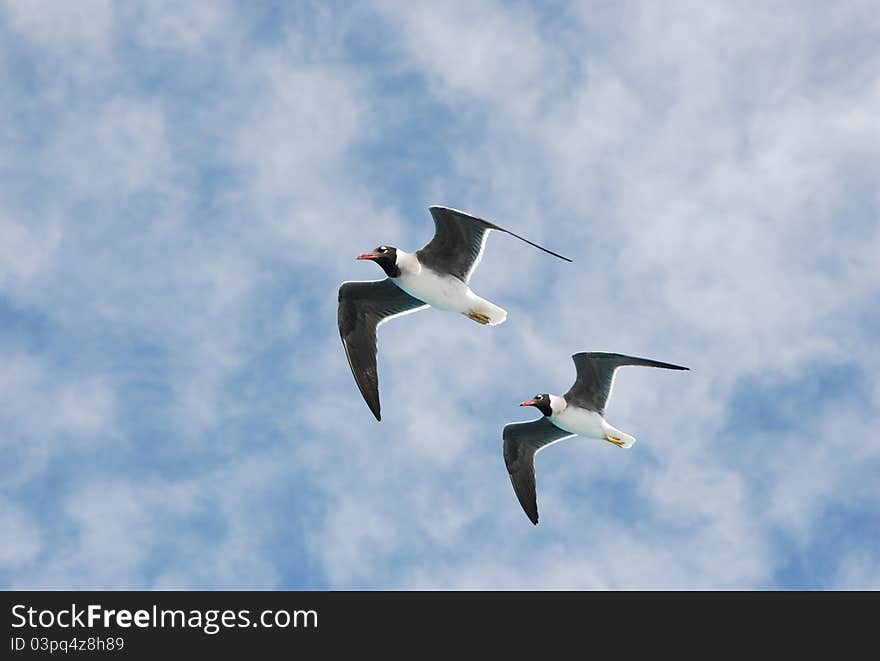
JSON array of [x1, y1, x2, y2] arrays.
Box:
[[605, 425, 636, 449], [464, 298, 508, 326], [482, 300, 508, 326]]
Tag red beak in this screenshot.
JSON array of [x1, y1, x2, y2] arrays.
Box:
[[520, 400, 537, 407], [357, 252, 379, 261]]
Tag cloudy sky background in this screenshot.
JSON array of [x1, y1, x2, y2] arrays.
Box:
[[1, 0, 878, 589]]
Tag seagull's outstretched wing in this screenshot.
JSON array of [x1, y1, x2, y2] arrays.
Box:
[[337, 279, 428, 421], [503, 417, 574, 525], [416, 206, 571, 283], [564, 352, 689, 416]]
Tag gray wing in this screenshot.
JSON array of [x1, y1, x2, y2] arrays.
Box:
[[564, 352, 689, 416], [503, 417, 574, 525], [416, 206, 571, 283], [337, 279, 428, 421]]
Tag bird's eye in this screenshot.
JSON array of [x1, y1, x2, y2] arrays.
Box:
[[378, 246, 387, 253]]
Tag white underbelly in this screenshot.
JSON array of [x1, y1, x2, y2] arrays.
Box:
[[393, 269, 473, 313], [551, 407, 606, 439]]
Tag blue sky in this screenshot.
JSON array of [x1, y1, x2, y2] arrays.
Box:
[[1, 0, 878, 589]]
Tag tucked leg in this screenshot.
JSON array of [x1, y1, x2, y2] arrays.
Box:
[[464, 310, 491, 325]]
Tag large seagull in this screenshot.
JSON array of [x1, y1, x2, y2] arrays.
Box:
[[504, 352, 689, 524], [338, 206, 571, 421]]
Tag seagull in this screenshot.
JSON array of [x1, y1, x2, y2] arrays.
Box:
[[338, 205, 571, 421], [504, 352, 689, 525]]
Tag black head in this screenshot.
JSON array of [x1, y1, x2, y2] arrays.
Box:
[[520, 393, 552, 417], [357, 245, 400, 278]]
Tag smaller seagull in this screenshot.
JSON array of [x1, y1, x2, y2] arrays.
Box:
[[338, 206, 571, 421], [504, 352, 689, 525]]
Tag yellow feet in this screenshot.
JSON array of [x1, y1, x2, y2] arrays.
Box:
[[605, 435, 625, 447], [464, 310, 491, 325]]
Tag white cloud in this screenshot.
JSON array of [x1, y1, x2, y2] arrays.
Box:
[[13, 453, 289, 589], [130, 1, 227, 52], [834, 550, 880, 590], [0, 501, 41, 569], [0, 351, 117, 492], [0, 214, 62, 294], [0, 352, 116, 439], [375, 1, 564, 113], [1, 0, 115, 51], [51, 96, 173, 197]]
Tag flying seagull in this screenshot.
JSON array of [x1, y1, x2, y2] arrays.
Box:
[[338, 205, 571, 421], [504, 352, 689, 525]]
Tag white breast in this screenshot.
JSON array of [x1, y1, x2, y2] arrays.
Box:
[[393, 266, 474, 313], [550, 406, 606, 439]]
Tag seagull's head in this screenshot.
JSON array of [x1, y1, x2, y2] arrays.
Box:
[[357, 245, 399, 277], [520, 393, 554, 417]]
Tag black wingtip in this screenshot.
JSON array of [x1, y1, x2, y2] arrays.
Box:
[[509, 473, 541, 526], [522, 505, 539, 525], [580, 353, 689, 371], [649, 358, 689, 371], [499, 228, 572, 263], [339, 336, 383, 422]]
